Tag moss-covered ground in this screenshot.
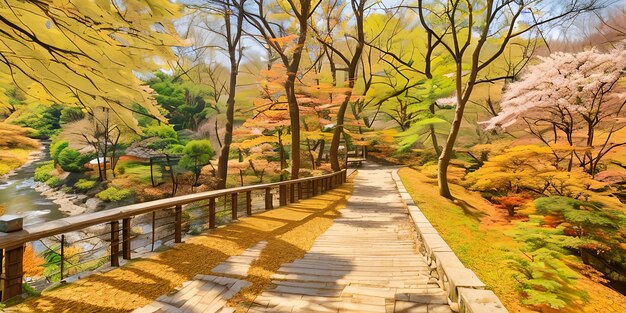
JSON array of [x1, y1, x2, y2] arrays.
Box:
[[398, 167, 626, 313]]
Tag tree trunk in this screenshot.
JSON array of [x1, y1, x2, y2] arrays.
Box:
[[278, 131, 286, 170], [438, 63, 472, 199], [316, 139, 325, 166], [330, 95, 351, 171], [216, 6, 243, 189], [217, 63, 237, 189], [328, 1, 365, 172], [429, 103, 441, 155], [284, 11, 310, 179]]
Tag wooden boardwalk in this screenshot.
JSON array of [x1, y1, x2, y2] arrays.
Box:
[[136, 164, 451, 313], [246, 164, 451, 313]]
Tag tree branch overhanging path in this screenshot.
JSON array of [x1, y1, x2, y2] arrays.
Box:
[[0, 0, 182, 129]]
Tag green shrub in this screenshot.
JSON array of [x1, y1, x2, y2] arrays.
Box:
[[179, 140, 214, 184], [166, 144, 185, 154], [179, 140, 214, 170], [74, 179, 97, 191], [34, 161, 55, 182], [57, 148, 82, 172], [11, 104, 62, 138], [59, 107, 85, 124], [144, 125, 178, 140], [57, 149, 92, 172], [147, 137, 179, 151], [533, 196, 626, 267], [50, 140, 69, 164], [96, 187, 132, 202], [45, 176, 62, 188], [510, 217, 590, 309]]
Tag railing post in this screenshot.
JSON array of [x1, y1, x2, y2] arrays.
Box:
[[1, 245, 24, 301], [265, 187, 273, 210], [231, 193, 238, 220], [290, 183, 296, 203], [209, 198, 216, 229], [151, 211, 156, 252], [60, 234, 65, 280], [122, 218, 131, 260], [110, 221, 120, 267], [305, 181, 310, 198], [0, 215, 24, 301], [312, 180, 317, 196], [297, 182, 303, 200], [246, 191, 252, 216], [174, 205, 182, 243], [279, 185, 287, 206]]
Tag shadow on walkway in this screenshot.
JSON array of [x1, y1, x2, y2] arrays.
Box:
[[7, 183, 354, 313]]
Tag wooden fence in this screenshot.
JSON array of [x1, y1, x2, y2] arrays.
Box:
[[0, 170, 347, 301]]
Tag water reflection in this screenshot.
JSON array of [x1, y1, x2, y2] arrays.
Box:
[[0, 144, 66, 226]]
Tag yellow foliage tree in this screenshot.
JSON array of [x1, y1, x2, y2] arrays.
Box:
[[0, 0, 182, 128], [467, 145, 602, 199]]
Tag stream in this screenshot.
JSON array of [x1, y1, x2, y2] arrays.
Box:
[[0, 143, 66, 226]]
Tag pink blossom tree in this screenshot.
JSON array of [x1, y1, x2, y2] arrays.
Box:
[[485, 49, 626, 175]]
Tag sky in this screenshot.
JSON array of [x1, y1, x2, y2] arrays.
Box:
[[175, 0, 626, 68]]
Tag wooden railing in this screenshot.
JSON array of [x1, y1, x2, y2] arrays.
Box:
[[0, 170, 347, 301]]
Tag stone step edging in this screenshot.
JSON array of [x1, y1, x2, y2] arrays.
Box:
[[390, 169, 509, 313]]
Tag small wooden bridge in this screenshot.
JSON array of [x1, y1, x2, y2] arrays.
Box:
[[0, 163, 506, 312]]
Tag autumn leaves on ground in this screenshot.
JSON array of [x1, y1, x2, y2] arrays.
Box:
[[7, 183, 352, 313]]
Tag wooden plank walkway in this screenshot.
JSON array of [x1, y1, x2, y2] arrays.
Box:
[[247, 163, 451, 313], [134, 274, 251, 313], [136, 163, 451, 313]]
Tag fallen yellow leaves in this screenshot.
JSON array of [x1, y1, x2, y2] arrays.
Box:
[[8, 182, 353, 313]]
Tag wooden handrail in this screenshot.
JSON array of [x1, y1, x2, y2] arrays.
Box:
[[0, 170, 347, 250]]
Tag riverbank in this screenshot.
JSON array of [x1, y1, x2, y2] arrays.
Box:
[[0, 147, 42, 181], [33, 182, 90, 216], [1, 140, 97, 223], [0, 122, 41, 178]]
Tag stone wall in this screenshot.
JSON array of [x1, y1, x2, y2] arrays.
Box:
[[391, 169, 508, 313]]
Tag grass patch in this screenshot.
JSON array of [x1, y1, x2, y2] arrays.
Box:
[[96, 187, 132, 202], [116, 161, 160, 185], [74, 178, 97, 191], [398, 167, 525, 312], [398, 167, 626, 313], [10, 181, 353, 312]]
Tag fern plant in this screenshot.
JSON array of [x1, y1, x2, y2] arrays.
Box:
[[509, 217, 590, 309]]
